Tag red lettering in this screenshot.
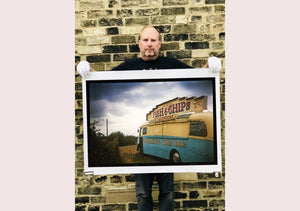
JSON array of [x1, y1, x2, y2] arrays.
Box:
[[160, 108, 163, 117], [181, 102, 185, 112], [186, 102, 190, 110], [173, 103, 177, 113]]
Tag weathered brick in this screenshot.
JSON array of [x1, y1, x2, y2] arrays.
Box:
[[219, 32, 225, 40], [191, 0, 203, 3], [103, 45, 127, 53], [95, 176, 107, 184], [129, 44, 139, 52], [173, 24, 197, 33], [154, 25, 171, 33], [166, 50, 191, 59], [215, 5, 225, 12], [88, 205, 100, 211], [163, 0, 188, 6], [151, 16, 176, 24], [112, 36, 136, 44], [205, 0, 225, 4], [113, 53, 138, 61], [167, 50, 191, 59], [121, 0, 139, 7], [208, 181, 225, 189], [125, 174, 135, 182], [89, 62, 105, 71], [206, 14, 225, 23], [108, 0, 119, 8], [164, 34, 188, 41], [203, 209, 219, 211], [98, 18, 123, 26], [75, 56, 81, 63], [75, 29, 83, 35], [87, 55, 111, 63], [77, 186, 101, 195], [209, 199, 225, 207], [106, 190, 136, 203], [185, 42, 209, 49], [161, 7, 185, 15], [117, 9, 133, 17], [106, 27, 119, 35], [189, 191, 200, 198], [190, 6, 213, 13], [136, 8, 159, 16], [212, 41, 224, 49], [160, 42, 179, 51], [191, 15, 202, 22], [183, 182, 207, 190], [75, 205, 86, 211], [75, 196, 89, 204], [126, 17, 149, 26], [203, 190, 222, 198], [175, 192, 187, 199], [75, 109, 83, 116], [80, 1, 105, 10], [120, 26, 144, 34], [182, 200, 208, 208], [110, 175, 122, 183], [209, 50, 225, 58], [190, 34, 216, 41], [91, 196, 106, 203], [197, 173, 219, 179], [87, 10, 113, 18], [75, 92, 82, 100], [128, 203, 138, 211], [87, 36, 110, 45], [75, 143, 83, 152], [102, 204, 126, 211], [81, 20, 97, 27]]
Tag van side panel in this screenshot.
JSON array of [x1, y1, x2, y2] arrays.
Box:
[[142, 135, 214, 163]]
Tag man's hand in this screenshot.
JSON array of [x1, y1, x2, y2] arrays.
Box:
[[207, 56, 222, 73], [76, 61, 90, 78]]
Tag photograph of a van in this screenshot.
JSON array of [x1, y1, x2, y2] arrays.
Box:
[[137, 97, 216, 164]]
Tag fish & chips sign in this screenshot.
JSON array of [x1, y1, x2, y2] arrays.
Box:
[[146, 96, 207, 122]]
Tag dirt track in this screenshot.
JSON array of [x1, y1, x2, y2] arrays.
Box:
[[119, 145, 138, 155]]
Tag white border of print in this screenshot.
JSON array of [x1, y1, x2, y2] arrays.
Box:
[[82, 68, 222, 175]]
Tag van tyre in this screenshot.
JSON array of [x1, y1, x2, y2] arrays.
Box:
[[170, 150, 181, 164]]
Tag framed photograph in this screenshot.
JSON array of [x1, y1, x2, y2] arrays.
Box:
[[82, 68, 222, 175]]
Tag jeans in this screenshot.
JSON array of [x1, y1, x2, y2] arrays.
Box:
[[135, 173, 174, 211]]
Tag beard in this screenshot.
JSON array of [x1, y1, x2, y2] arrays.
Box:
[[142, 49, 157, 59]]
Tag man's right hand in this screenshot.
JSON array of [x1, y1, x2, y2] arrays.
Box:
[[76, 61, 90, 78]]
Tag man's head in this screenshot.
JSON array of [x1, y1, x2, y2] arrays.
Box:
[[138, 26, 161, 61]]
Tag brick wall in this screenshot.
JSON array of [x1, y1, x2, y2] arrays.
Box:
[[75, 0, 225, 210]]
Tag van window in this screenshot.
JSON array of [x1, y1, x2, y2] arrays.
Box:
[[142, 127, 147, 135], [190, 121, 207, 137]]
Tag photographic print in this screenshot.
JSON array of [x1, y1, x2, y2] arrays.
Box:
[[82, 69, 222, 175]]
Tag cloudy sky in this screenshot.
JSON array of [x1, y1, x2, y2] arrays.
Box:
[[87, 79, 214, 136]]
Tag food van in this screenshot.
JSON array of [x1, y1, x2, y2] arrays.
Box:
[[137, 96, 215, 164]]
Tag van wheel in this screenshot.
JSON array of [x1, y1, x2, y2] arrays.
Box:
[[171, 150, 181, 164]]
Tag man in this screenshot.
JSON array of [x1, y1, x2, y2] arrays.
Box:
[[77, 26, 221, 211]]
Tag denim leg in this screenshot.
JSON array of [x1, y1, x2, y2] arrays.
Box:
[[156, 173, 174, 211], [135, 174, 155, 211]]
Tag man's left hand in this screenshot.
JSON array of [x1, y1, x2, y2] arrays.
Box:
[[208, 57, 222, 72]]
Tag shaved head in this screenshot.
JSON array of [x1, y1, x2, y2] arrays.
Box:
[[138, 26, 161, 61]]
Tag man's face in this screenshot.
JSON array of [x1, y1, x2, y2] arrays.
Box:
[[138, 27, 161, 61]]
